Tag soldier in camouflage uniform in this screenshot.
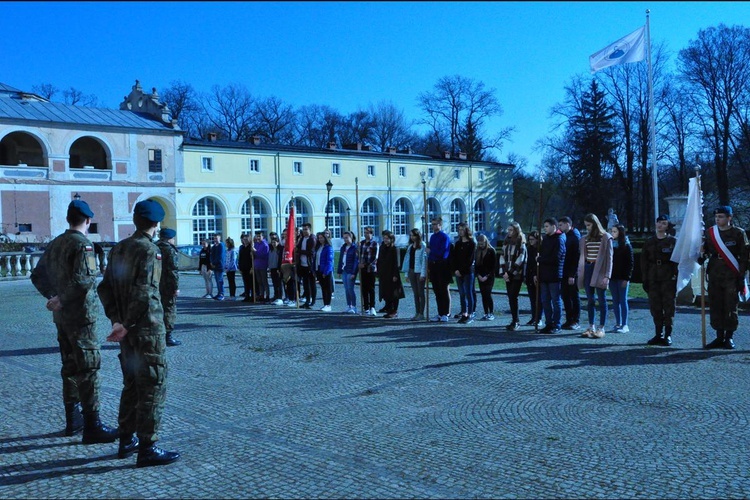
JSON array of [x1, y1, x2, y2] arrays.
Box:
[[97, 199, 180, 467], [700, 206, 749, 349], [30, 199, 118, 443], [641, 214, 679, 346], [156, 227, 181, 347]]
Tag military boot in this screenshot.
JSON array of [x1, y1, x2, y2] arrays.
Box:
[[705, 330, 725, 350], [81, 412, 119, 444], [647, 324, 663, 345], [136, 442, 181, 468], [724, 331, 736, 350], [64, 402, 84, 436], [117, 434, 139, 459], [661, 324, 673, 346], [166, 332, 182, 347]]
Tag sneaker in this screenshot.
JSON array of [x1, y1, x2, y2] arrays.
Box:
[[431, 315, 442, 322], [591, 327, 605, 339], [286, 301, 297, 307], [616, 325, 630, 333], [487, 313, 495, 321], [214, 295, 225, 301], [348, 307, 357, 314], [439, 315, 449, 323], [384, 312, 398, 319], [413, 313, 425, 321], [457, 316, 468, 324], [320, 305, 332, 312], [610, 325, 622, 333], [369, 307, 377, 316], [203, 293, 213, 299], [480, 314, 489, 321], [581, 326, 596, 338], [525, 319, 537, 326], [273, 299, 284, 306], [453, 313, 463, 319]]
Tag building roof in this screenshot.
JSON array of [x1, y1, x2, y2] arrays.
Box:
[[0, 82, 178, 132], [183, 138, 512, 168]]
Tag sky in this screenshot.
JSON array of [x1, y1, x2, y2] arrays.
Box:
[[3, 1, 749, 172]]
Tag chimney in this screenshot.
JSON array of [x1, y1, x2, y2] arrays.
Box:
[[208, 132, 217, 142], [458, 152, 467, 160], [361, 145, 371, 151], [387, 146, 397, 154], [443, 151, 451, 159], [250, 135, 261, 145], [327, 141, 337, 150]]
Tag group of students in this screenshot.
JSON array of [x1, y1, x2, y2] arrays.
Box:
[[189, 205, 749, 351]]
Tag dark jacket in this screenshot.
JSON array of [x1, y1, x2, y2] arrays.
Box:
[[210, 242, 226, 271], [474, 244, 496, 279], [198, 246, 212, 271], [563, 227, 581, 279], [525, 243, 538, 285], [376, 243, 404, 301], [538, 230, 566, 283], [451, 238, 476, 276], [338, 242, 359, 277], [296, 234, 317, 268], [611, 239, 634, 281], [238, 243, 253, 272]]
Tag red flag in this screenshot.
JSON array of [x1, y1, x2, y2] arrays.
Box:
[[283, 203, 295, 264]]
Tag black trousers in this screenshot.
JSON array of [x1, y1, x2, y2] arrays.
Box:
[[360, 270, 376, 310], [429, 261, 451, 317], [226, 271, 237, 297], [561, 279, 581, 325], [526, 281, 540, 322], [318, 272, 332, 306], [270, 269, 282, 300], [240, 270, 252, 298], [299, 266, 317, 305], [506, 279, 523, 322], [478, 276, 495, 314]]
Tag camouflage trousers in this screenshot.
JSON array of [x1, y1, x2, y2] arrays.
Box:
[[647, 280, 677, 329], [56, 321, 101, 413], [162, 297, 177, 333], [117, 329, 167, 444]]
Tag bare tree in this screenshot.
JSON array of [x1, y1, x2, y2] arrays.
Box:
[[201, 83, 256, 141], [678, 24, 750, 205], [31, 83, 58, 100], [417, 75, 511, 159], [338, 109, 374, 147], [294, 104, 343, 147], [161, 80, 201, 134], [252, 96, 296, 144], [369, 101, 416, 152], [62, 87, 98, 107]]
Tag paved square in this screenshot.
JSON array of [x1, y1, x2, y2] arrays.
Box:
[[1, 274, 749, 498]]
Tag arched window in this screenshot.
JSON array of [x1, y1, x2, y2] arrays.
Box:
[[392, 198, 412, 236], [0, 131, 45, 167], [360, 197, 381, 237], [325, 198, 346, 238], [192, 197, 223, 244], [241, 198, 270, 236], [285, 198, 311, 229], [473, 199, 487, 233], [450, 199, 466, 234], [69, 137, 109, 169]]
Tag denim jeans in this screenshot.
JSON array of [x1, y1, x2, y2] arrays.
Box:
[[342, 272, 357, 308], [213, 269, 225, 297], [584, 262, 607, 327], [609, 279, 629, 326], [457, 272, 475, 315], [540, 281, 562, 329], [408, 270, 425, 315]]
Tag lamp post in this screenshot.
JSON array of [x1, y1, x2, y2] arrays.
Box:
[[325, 179, 333, 231], [346, 207, 351, 232], [73, 192, 81, 201], [420, 170, 429, 321]]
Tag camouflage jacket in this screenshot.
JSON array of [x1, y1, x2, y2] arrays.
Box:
[[97, 230, 164, 334], [155, 239, 180, 300], [30, 229, 99, 325], [640, 235, 678, 283]]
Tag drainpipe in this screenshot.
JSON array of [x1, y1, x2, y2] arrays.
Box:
[[275, 152, 281, 234]]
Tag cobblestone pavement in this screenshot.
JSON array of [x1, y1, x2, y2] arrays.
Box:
[[2, 274, 749, 499]]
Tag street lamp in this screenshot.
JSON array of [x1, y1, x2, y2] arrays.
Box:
[[325, 179, 333, 230], [346, 207, 351, 231], [73, 192, 81, 201]]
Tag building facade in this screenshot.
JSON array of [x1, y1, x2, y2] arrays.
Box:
[[0, 81, 183, 242], [0, 80, 514, 249], [179, 138, 513, 247]]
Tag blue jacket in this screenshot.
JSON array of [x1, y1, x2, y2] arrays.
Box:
[[210, 242, 226, 271], [428, 230, 451, 263], [337, 242, 359, 277], [562, 227, 581, 279], [316, 244, 334, 276]]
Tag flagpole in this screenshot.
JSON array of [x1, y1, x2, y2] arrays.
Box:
[[421, 171, 430, 322], [355, 177, 363, 315], [696, 167, 706, 347], [647, 9, 658, 224], [291, 193, 300, 308], [249, 191, 257, 303]]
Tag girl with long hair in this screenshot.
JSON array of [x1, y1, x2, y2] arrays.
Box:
[[401, 228, 427, 320], [500, 222, 527, 330], [474, 233, 497, 320], [525, 231, 541, 326], [609, 224, 633, 333], [577, 213, 613, 339], [453, 223, 476, 324]]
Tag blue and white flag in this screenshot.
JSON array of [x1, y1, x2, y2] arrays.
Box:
[[670, 176, 704, 292], [589, 26, 646, 73]]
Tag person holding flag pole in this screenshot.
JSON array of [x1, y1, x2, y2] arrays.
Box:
[[699, 205, 749, 350], [281, 194, 299, 308], [669, 169, 706, 345]]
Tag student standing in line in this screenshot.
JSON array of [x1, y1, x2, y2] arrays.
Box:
[[525, 231, 541, 326], [609, 224, 633, 333], [474, 233, 497, 321], [500, 222, 527, 331], [578, 213, 613, 339], [453, 223, 476, 324], [315, 231, 334, 312], [337, 231, 359, 313], [401, 228, 427, 321], [377, 230, 404, 318], [224, 237, 239, 300]]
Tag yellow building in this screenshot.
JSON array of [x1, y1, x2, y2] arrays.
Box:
[[178, 138, 514, 247]]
